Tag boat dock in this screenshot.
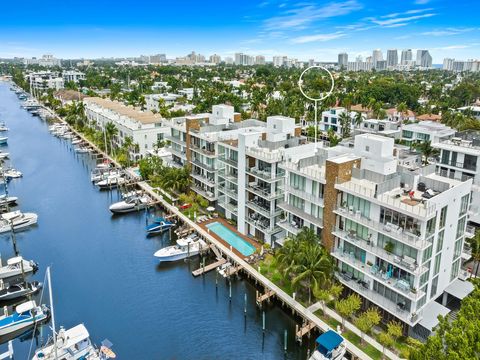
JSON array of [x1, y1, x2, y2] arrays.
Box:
[[192, 258, 226, 277], [295, 322, 317, 343], [256, 289, 275, 306], [37, 103, 400, 360]]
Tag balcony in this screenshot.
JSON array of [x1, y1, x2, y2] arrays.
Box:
[[334, 207, 430, 250], [465, 225, 476, 239], [191, 173, 215, 187], [165, 134, 186, 146], [191, 159, 217, 172], [332, 249, 424, 302], [246, 167, 285, 182], [246, 147, 283, 163], [284, 185, 324, 206], [278, 202, 323, 228], [169, 147, 187, 160], [218, 155, 238, 168], [218, 169, 239, 184], [333, 227, 428, 276], [191, 184, 216, 201], [219, 201, 238, 215], [218, 184, 238, 199], [280, 162, 326, 183], [190, 143, 216, 157], [247, 183, 283, 200], [277, 219, 301, 236], [246, 200, 281, 218], [438, 160, 477, 172], [335, 273, 421, 326]]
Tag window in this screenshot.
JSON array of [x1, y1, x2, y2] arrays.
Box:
[[290, 173, 306, 191], [434, 253, 441, 275], [450, 259, 460, 281], [420, 264, 430, 287], [377, 234, 418, 259], [430, 276, 439, 299], [345, 194, 371, 218], [289, 194, 304, 210], [417, 294, 427, 310], [422, 245, 432, 263], [436, 230, 444, 252], [456, 216, 466, 239], [463, 154, 477, 171], [365, 146, 370, 152], [441, 150, 450, 165], [343, 219, 369, 241], [439, 206, 447, 229], [460, 194, 469, 216], [402, 130, 413, 139], [454, 238, 463, 259], [426, 217, 436, 237]]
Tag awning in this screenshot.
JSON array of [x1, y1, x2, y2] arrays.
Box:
[[418, 301, 450, 331], [316, 330, 344, 355], [444, 278, 474, 300]]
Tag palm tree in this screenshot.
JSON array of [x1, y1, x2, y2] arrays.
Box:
[[338, 111, 352, 138], [104, 122, 118, 155], [396, 102, 408, 123], [354, 111, 363, 128], [416, 140, 439, 165]]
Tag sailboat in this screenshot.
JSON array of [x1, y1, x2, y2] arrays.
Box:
[[31, 268, 115, 360]]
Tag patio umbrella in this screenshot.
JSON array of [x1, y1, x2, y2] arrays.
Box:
[[206, 206, 215, 212]]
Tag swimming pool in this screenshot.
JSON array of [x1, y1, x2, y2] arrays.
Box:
[[206, 222, 256, 256]]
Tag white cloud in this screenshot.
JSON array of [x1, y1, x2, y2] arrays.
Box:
[[434, 45, 470, 50], [290, 32, 346, 44], [421, 28, 476, 36], [263, 1, 362, 30], [371, 13, 435, 26]]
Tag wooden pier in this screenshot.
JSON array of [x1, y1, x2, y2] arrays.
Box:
[[192, 258, 226, 277], [295, 322, 316, 343], [224, 264, 242, 277], [256, 289, 275, 306]]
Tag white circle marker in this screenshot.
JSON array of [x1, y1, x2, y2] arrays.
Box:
[[297, 66, 335, 149]]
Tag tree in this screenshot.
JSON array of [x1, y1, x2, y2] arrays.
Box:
[[467, 231, 480, 278], [104, 122, 118, 154], [339, 111, 351, 138], [397, 102, 408, 123], [378, 332, 394, 359], [314, 282, 343, 314], [327, 128, 340, 147], [138, 156, 163, 179], [416, 140, 439, 165], [354, 308, 381, 344], [387, 320, 403, 344], [353, 111, 363, 128], [335, 293, 361, 329]]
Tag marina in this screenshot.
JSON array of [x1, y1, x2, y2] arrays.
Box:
[[0, 82, 317, 359]]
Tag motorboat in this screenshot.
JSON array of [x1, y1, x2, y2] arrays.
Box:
[[0, 300, 49, 337], [0, 280, 42, 302], [74, 147, 90, 154], [71, 139, 82, 145], [0, 137, 7, 145], [109, 194, 150, 214], [3, 169, 22, 179], [154, 234, 206, 262], [32, 324, 112, 360], [309, 330, 346, 360], [0, 151, 9, 160], [90, 169, 119, 183], [96, 174, 126, 190], [217, 262, 233, 278], [146, 216, 175, 235], [0, 195, 18, 207], [0, 125, 8, 132], [0, 257, 38, 280], [0, 210, 38, 233]]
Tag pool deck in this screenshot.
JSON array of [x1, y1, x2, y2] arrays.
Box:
[[200, 218, 261, 258]]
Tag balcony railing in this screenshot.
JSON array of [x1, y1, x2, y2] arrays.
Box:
[[191, 185, 216, 201], [191, 159, 217, 172], [246, 147, 283, 163], [191, 173, 215, 187], [247, 183, 283, 200], [190, 143, 216, 157], [333, 227, 428, 276], [218, 185, 238, 199], [246, 167, 285, 182], [218, 155, 238, 167], [165, 134, 186, 146], [280, 162, 326, 183], [285, 185, 324, 206], [332, 249, 424, 302], [335, 273, 421, 326], [277, 219, 301, 236], [278, 202, 323, 228], [334, 207, 430, 250], [219, 201, 238, 215]]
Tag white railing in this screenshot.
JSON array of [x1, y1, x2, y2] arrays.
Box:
[[281, 162, 326, 182], [285, 185, 324, 206], [246, 147, 283, 162]]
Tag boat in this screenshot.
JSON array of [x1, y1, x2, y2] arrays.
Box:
[[154, 234, 206, 261], [3, 169, 22, 179], [0, 195, 18, 207], [0, 300, 49, 337], [0, 210, 38, 233], [0, 152, 9, 159], [71, 139, 82, 145], [90, 169, 120, 183], [0, 257, 38, 280], [0, 280, 42, 302], [146, 216, 175, 235], [217, 262, 233, 278], [109, 194, 150, 214], [74, 147, 90, 154], [0, 137, 7, 145], [309, 330, 346, 360], [0, 125, 8, 132], [96, 174, 126, 190]]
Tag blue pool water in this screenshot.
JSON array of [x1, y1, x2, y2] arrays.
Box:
[[206, 222, 256, 256]]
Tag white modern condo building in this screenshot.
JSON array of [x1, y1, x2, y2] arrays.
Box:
[[279, 133, 473, 339]]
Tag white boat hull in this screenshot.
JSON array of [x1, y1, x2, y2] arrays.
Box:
[[0, 213, 38, 234], [154, 247, 201, 262]]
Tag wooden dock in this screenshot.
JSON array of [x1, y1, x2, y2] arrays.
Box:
[[295, 322, 316, 342], [192, 258, 226, 277], [256, 289, 275, 306], [225, 264, 243, 277]]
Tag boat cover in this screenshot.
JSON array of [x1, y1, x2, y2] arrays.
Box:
[[316, 330, 343, 356]]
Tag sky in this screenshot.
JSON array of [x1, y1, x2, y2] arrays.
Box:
[[1, 0, 479, 63]]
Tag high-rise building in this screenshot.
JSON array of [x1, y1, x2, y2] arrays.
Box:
[[386, 49, 398, 67], [338, 53, 348, 68], [375, 60, 387, 71], [273, 56, 287, 67], [401, 49, 413, 65], [372, 49, 383, 68], [209, 54, 221, 64], [416, 50, 432, 68], [234, 53, 254, 65], [234, 53, 243, 65], [308, 59, 315, 67], [443, 58, 455, 71], [149, 54, 166, 64], [255, 55, 266, 65]]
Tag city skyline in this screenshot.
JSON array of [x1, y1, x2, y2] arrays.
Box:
[[1, 0, 479, 62]]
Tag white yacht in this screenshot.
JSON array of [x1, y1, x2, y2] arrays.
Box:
[[74, 147, 90, 154], [154, 234, 206, 262], [90, 169, 120, 183], [0, 210, 38, 233], [0, 280, 42, 301], [0, 257, 37, 280], [0, 195, 18, 207], [309, 330, 346, 360], [0, 151, 9, 160], [32, 324, 108, 360], [96, 174, 126, 190], [3, 169, 22, 179], [109, 194, 150, 214]]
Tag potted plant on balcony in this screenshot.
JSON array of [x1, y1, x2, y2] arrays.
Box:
[[384, 241, 395, 253], [410, 287, 417, 294]]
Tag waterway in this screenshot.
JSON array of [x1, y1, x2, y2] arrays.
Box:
[[0, 82, 314, 359]]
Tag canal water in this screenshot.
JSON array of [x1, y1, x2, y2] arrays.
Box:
[[0, 82, 314, 359]]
